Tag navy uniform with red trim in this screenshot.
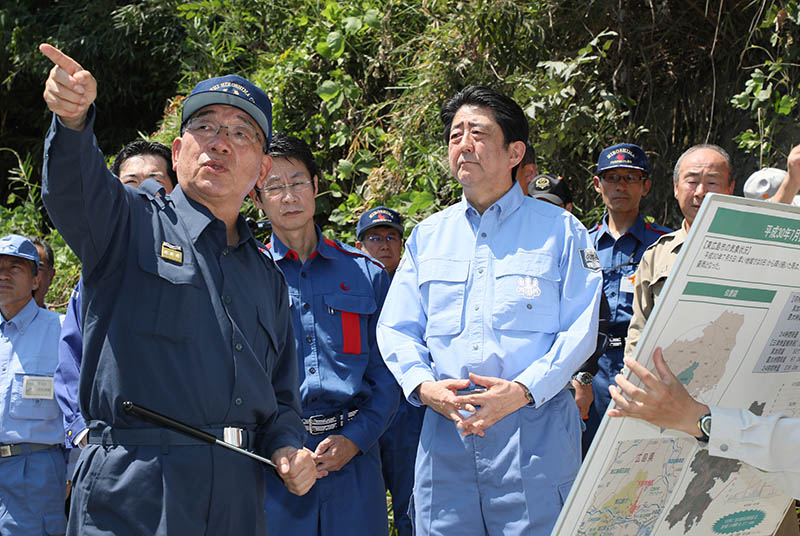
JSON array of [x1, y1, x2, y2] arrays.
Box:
[[265, 226, 398, 535], [583, 214, 670, 449]]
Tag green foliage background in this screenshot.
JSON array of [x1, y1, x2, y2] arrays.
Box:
[[4, 0, 800, 310]]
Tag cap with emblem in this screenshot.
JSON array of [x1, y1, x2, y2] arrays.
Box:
[[356, 206, 403, 240], [528, 174, 572, 207], [597, 143, 649, 174], [0, 234, 39, 274], [181, 74, 273, 151]]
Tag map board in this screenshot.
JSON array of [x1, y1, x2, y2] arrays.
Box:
[[554, 194, 799, 535]]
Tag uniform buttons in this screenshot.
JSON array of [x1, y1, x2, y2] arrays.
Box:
[[224, 295, 232, 304], [305, 335, 312, 343], [720, 444, 728, 452], [222, 249, 229, 256], [490, 206, 495, 211], [309, 367, 316, 374], [609, 292, 616, 297], [474, 305, 480, 311], [526, 304, 532, 309], [303, 303, 310, 310], [478, 268, 484, 274], [235, 343, 243, 351], [472, 344, 479, 350], [481, 232, 487, 238], [234, 397, 243, 406]]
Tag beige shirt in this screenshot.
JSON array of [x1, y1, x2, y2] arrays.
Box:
[[624, 223, 688, 360]]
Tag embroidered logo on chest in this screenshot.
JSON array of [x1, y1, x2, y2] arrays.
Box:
[[517, 276, 541, 299]]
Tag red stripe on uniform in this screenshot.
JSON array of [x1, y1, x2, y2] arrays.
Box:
[[341, 311, 361, 354]]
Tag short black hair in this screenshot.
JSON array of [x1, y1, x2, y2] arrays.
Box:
[[440, 85, 529, 147], [26, 236, 51, 275], [267, 134, 319, 180], [111, 141, 177, 187], [521, 141, 536, 166]]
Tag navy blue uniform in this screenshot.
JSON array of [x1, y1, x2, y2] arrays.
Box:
[[42, 109, 305, 535], [264, 228, 399, 536], [583, 214, 670, 450]]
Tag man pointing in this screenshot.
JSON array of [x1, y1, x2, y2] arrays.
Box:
[[40, 44, 316, 535]]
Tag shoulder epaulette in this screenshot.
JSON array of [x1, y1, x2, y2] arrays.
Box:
[[324, 238, 384, 269]]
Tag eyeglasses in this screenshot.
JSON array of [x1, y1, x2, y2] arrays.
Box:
[[601, 173, 646, 184], [257, 180, 314, 198], [365, 234, 400, 244], [185, 117, 264, 151]]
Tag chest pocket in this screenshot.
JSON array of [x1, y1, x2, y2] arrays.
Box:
[[650, 261, 673, 302], [322, 294, 377, 355], [418, 258, 469, 339], [9, 373, 61, 421], [135, 245, 204, 342], [492, 252, 560, 333]]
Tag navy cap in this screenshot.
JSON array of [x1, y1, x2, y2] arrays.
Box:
[[528, 174, 572, 207], [597, 143, 649, 174], [356, 206, 403, 240], [0, 234, 39, 271], [181, 75, 273, 151]]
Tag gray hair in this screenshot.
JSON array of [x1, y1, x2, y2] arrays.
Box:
[[673, 144, 733, 184]]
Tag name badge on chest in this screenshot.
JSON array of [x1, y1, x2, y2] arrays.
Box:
[[22, 376, 54, 399], [620, 273, 635, 294]]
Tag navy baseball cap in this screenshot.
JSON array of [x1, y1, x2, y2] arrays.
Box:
[[181, 75, 273, 151], [0, 234, 39, 274], [597, 143, 649, 174], [528, 174, 572, 207], [356, 207, 403, 240]]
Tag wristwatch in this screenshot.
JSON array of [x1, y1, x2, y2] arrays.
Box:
[[572, 371, 594, 386], [697, 413, 712, 443], [515, 381, 534, 405]]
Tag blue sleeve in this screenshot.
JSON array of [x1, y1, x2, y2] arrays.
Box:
[[42, 108, 132, 279], [341, 265, 400, 453], [54, 281, 85, 447], [262, 274, 307, 457], [377, 228, 437, 405]]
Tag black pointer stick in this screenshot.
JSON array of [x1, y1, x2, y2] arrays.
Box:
[[122, 401, 278, 470]]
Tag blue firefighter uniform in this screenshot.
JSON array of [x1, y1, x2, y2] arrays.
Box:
[[264, 227, 399, 535], [377, 185, 602, 536], [1, 298, 66, 535], [583, 213, 670, 450], [42, 108, 306, 535]]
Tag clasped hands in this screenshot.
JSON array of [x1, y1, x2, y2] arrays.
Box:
[[417, 372, 530, 437]]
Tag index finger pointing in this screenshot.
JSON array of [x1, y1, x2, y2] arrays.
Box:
[[39, 43, 84, 75]]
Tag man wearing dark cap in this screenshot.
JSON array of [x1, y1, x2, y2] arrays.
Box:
[[528, 173, 574, 212], [355, 206, 404, 276], [39, 44, 316, 534], [582, 143, 671, 451], [355, 206, 423, 536], [0, 234, 66, 535]]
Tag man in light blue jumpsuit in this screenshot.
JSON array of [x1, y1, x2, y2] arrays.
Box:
[[39, 44, 317, 535], [252, 135, 399, 535], [376, 86, 602, 535], [583, 143, 670, 452], [0, 234, 66, 535], [356, 206, 426, 536]]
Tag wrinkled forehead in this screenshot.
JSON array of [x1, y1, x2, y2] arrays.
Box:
[[679, 150, 731, 180]]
